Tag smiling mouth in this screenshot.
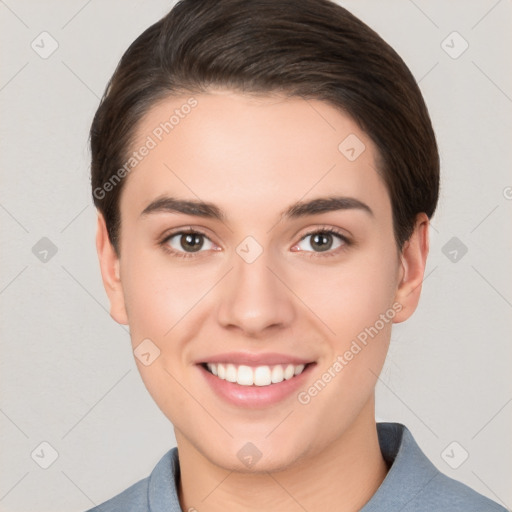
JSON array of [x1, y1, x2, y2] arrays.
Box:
[[200, 362, 314, 387]]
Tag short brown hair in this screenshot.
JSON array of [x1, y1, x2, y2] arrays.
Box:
[[90, 0, 439, 255]]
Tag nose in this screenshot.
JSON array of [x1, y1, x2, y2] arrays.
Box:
[[216, 251, 296, 337]]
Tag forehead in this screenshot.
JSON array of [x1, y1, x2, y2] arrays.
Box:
[[120, 91, 391, 224]]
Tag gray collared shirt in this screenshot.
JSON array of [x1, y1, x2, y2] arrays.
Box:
[[86, 422, 507, 511]]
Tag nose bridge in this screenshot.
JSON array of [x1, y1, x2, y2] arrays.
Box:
[[216, 244, 295, 335]]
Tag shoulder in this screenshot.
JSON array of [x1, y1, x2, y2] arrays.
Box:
[[366, 423, 507, 512], [84, 477, 150, 512], [405, 470, 507, 512], [83, 447, 180, 512]]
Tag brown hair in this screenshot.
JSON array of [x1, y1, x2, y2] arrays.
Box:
[[90, 0, 439, 255]]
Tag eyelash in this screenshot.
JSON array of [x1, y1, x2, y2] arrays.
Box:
[[299, 227, 352, 258], [159, 226, 352, 260]]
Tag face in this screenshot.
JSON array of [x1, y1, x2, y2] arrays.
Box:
[[97, 90, 428, 472]]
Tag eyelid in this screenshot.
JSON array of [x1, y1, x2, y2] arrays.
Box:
[[159, 224, 352, 258], [292, 225, 352, 255], [160, 226, 216, 244], [159, 226, 219, 259], [297, 225, 350, 241]]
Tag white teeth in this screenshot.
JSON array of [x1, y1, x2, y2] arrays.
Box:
[[254, 366, 271, 386], [294, 364, 305, 375], [283, 364, 295, 380], [271, 365, 284, 383], [205, 362, 308, 386], [238, 365, 254, 386], [226, 364, 237, 383]]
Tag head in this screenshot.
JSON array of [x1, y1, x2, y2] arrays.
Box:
[[92, 0, 438, 472]]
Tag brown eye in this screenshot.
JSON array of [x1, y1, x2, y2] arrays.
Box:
[[165, 231, 215, 253], [180, 233, 204, 252], [295, 229, 348, 253], [310, 232, 334, 252]]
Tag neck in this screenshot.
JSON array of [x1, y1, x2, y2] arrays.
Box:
[[176, 399, 387, 512]]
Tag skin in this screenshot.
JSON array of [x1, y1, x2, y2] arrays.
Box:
[[96, 90, 429, 512]]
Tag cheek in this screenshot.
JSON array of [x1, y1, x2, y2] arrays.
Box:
[[294, 252, 397, 425], [120, 250, 220, 344], [119, 255, 206, 418], [291, 250, 398, 343], [123, 274, 172, 339], [120, 252, 177, 340]]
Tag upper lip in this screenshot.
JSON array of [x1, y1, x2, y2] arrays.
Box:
[[197, 352, 315, 366]]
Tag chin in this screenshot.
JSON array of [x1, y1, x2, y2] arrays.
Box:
[[203, 437, 310, 474]]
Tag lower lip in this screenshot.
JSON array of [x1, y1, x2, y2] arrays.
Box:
[[198, 363, 316, 408]]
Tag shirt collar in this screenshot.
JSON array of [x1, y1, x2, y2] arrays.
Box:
[[146, 422, 436, 512], [361, 422, 438, 511]]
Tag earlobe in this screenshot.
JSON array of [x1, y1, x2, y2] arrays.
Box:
[[95, 212, 129, 325], [392, 213, 430, 324]]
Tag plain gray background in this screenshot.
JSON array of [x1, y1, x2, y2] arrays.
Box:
[[1, 1, 511, 511]]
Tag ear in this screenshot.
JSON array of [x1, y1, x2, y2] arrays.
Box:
[[392, 213, 430, 324], [95, 211, 129, 325]]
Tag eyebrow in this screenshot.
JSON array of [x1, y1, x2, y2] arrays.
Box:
[[140, 195, 374, 221]]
